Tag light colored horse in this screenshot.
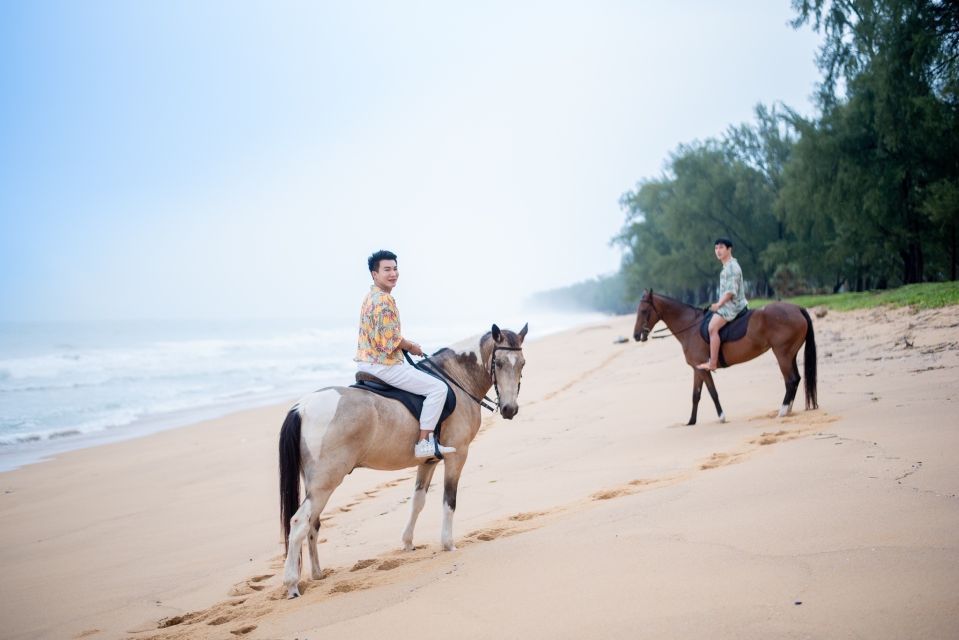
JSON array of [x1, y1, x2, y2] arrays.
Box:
[[278, 323, 527, 598]]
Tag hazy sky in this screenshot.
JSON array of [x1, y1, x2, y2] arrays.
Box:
[[0, 1, 823, 323]]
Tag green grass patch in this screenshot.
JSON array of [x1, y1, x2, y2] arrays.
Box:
[[750, 281, 959, 311]]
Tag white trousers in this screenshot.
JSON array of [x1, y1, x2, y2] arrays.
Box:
[[357, 360, 447, 433]]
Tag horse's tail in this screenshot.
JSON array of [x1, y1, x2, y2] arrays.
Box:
[[278, 406, 302, 555], [800, 308, 818, 410]]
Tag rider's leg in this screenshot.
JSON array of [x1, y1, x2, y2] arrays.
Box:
[[698, 314, 728, 370], [360, 361, 451, 455]]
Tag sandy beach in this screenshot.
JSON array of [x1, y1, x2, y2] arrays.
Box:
[[2, 306, 958, 639]]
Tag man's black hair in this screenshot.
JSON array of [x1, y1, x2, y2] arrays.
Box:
[[368, 250, 398, 272], [714, 237, 734, 249]]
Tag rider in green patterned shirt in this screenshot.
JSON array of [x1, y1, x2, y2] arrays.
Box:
[[697, 237, 747, 371]]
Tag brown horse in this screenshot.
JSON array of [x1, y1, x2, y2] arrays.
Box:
[[633, 290, 817, 424]]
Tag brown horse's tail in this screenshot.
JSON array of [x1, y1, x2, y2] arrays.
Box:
[[800, 308, 818, 410], [278, 406, 302, 555]]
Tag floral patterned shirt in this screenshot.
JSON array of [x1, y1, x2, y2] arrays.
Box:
[[355, 286, 403, 365], [718, 257, 748, 320]]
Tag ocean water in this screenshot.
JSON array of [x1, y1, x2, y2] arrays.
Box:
[[0, 311, 604, 471]]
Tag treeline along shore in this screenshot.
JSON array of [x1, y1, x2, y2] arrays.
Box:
[[535, 1, 959, 314]]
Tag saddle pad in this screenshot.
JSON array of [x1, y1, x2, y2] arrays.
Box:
[[700, 308, 753, 345], [349, 376, 457, 430]]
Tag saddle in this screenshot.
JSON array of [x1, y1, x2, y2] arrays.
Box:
[[350, 371, 457, 435], [699, 308, 753, 368]]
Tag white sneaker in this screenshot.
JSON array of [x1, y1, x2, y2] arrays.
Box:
[[414, 436, 456, 458]]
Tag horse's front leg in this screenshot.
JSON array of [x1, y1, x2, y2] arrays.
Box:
[[441, 453, 468, 551], [688, 369, 705, 425], [402, 462, 438, 551], [702, 370, 725, 423]]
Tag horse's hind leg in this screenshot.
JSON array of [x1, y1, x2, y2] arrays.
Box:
[[702, 370, 725, 423], [283, 486, 335, 598], [775, 350, 801, 417], [307, 488, 335, 580], [402, 462, 438, 551]]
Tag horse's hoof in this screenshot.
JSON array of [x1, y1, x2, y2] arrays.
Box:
[[443, 543, 457, 552], [287, 588, 300, 599], [402, 541, 414, 551], [719, 413, 726, 423]]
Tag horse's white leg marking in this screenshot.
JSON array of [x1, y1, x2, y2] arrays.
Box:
[[719, 411, 727, 423], [402, 487, 428, 551], [441, 456, 465, 552], [441, 502, 456, 551], [402, 464, 437, 551], [283, 498, 313, 598], [778, 404, 789, 417]]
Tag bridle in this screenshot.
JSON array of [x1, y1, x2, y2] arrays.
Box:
[[489, 344, 523, 410], [637, 294, 659, 340], [410, 343, 523, 413]]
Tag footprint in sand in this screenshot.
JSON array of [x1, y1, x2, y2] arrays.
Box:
[[592, 488, 628, 501], [468, 528, 508, 542], [330, 580, 368, 594], [228, 574, 272, 596], [509, 510, 548, 521], [753, 430, 792, 445], [350, 559, 377, 572], [157, 611, 203, 628], [700, 451, 747, 470], [207, 613, 238, 626], [231, 625, 257, 636]]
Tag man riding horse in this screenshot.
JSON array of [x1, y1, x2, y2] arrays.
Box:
[[698, 237, 747, 372], [355, 249, 455, 459]]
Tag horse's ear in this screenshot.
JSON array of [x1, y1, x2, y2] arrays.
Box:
[[491, 324, 502, 342], [518, 323, 528, 343]]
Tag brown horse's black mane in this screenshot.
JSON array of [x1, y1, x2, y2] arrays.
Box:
[[647, 291, 706, 315]]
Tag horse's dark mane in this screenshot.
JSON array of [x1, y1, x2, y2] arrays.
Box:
[[648, 291, 704, 314], [428, 330, 522, 369]]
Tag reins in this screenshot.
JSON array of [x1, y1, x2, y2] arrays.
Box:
[[406, 346, 521, 413]]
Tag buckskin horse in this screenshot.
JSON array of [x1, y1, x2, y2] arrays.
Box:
[[633, 290, 816, 425], [278, 323, 527, 598]]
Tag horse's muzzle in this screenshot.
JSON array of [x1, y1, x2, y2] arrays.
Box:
[[501, 404, 518, 420], [634, 330, 649, 342]]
